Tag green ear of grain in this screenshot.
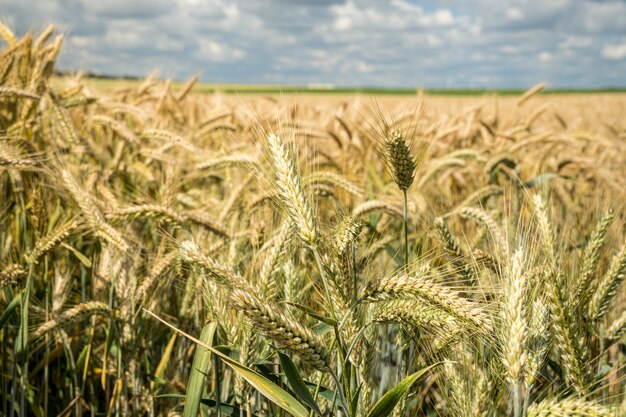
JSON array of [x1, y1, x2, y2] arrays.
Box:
[[366, 363, 440, 417], [183, 322, 217, 417], [146, 309, 310, 417]]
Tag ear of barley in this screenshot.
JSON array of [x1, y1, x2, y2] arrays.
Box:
[[353, 199, 404, 218], [267, 133, 318, 248], [502, 249, 528, 385], [457, 206, 506, 253], [195, 153, 259, 171], [50, 98, 81, 146], [588, 240, 626, 322], [134, 251, 179, 306], [90, 115, 138, 145], [517, 82, 546, 106], [258, 222, 292, 299], [185, 210, 231, 238], [543, 269, 587, 394], [0, 86, 41, 100], [373, 299, 458, 332], [26, 219, 80, 265], [532, 195, 557, 273], [179, 240, 246, 290], [417, 157, 466, 189], [361, 273, 492, 332], [455, 184, 503, 209], [525, 299, 551, 391], [32, 301, 111, 339], [176, 72, 199, 101], [605, 310, 626, 342], [106, 204, 186, 226], [60, 169, 129, 251], [33, 24, 55, 50], [231, 288, 330, 370], [575, 210, 613, 308], [0, 140, 39, 169], [0, 22, 17, 45], [526, 397, 611, 417], [0, 264, 27, 289], [141, 129, 201, 154], [332, 214, 364, 256], [303, 171, 364, 197], [434, 217, 476, 285], [385, 130, 417, 191], [443, 361, 472, 417]]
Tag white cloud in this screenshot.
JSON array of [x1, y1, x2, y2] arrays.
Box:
[[198, 40, 245, 62], [602, 41, 626, 60], [334, 16, 352, 31], [539, 51, 552, 62], [506, 8, 524, 21], [559, 36, 592, 49]]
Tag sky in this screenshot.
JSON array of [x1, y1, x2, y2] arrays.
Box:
[[2, 0, 626, 88]]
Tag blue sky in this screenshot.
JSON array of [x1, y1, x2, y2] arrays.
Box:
[[2, 0, 626, 88]]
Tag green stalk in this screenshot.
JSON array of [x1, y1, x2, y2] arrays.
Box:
[[513, 381, 522, 417], [403, 189, 409, 271], [312, 247, 336, 321], [311, 246, 353, 408], [309, 375, 324, 417], [352, 244, 357, 304]]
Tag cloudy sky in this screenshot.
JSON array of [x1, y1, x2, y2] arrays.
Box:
[[2, 0, 626, 88]]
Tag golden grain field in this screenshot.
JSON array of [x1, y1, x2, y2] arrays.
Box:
[[1, 25, 626, 417]]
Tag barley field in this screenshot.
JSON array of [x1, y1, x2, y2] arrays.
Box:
[[2, 25, 626, 417]]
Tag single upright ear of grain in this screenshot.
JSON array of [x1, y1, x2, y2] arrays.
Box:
[[386, 129, 416, 191], [588, 239, 626, 322], [525, 299, 551, 391], [575, 210, 614, 308], [502, 249, 528, 385], [267, 133, 318, 247], [332, 214, 364, 256]]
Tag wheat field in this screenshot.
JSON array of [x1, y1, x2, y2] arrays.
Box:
[[1, 25, 626, 417]]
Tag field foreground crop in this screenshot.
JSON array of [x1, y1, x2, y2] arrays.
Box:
[[1, 25, 626, 417]]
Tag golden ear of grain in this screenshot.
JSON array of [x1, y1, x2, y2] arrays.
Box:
[[542, 268, 588, 394], [0, 264, 27, 289], [32, 301, 111, 339], [501, 249, 528, 385], [588, 240, 626, 322], [267, 133, 318, 247], [517, 82, 546, 106], [525, 299, 551, 391], [526, 397, 610, 417], [0, 22, 17, 46], [575, 210, 614, 308], [362, 272, 492, 332], [26, 219, 80, 265], [179, 240, 246, 290], [232, 288, 330, 370], [433, 217, 476, 284]]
